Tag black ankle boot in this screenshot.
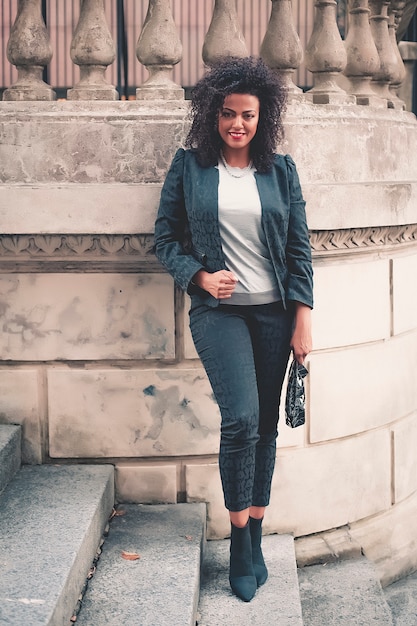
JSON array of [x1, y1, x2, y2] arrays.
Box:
[[229, 521, 257, 602], [249, 517, 268, 587]]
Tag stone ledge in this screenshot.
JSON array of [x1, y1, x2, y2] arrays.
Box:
[[1, 186, 416, 235], [304, 184, 417, 230], [295, 526, 363, 568], [0, 97, 414, 121], [0, 370, 42, 464], [0, 424, 21, 494], [0, 184, 160, 234], [0, 99, 190, 118], [295, 489, 417, 587], [115, 463, 178, 504]]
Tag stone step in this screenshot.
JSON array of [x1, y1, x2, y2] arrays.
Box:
[[297, 556, 394, 625], [384, 569, 417, 625], [0, 463, 114, 626], [197, 534, 303, 626], [0, 424, 21, 495], [75, 502, 206, 626]]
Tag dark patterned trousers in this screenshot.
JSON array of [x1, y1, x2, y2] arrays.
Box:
[[189, 301, 293, 512]]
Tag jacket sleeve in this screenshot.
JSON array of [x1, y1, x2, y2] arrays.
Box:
[[284, 155, 314, 309], [154, 148, 205, 292]]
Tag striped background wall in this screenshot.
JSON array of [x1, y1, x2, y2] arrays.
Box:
[[0, 1, 348, 95]]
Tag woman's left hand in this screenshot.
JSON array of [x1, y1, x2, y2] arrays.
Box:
[[290, 303, 312, 365]]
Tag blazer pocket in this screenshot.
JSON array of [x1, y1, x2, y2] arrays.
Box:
[[191, 246, 208, 265]]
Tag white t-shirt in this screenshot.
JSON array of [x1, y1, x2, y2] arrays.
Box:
[[217, 160, 280, 305]]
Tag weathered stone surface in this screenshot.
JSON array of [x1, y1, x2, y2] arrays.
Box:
[[0, 425, 21, 494], [295, 526, 363, 567], [392, 412, 417, 503], [309, 330, 417, 442], [0, 101, 188, 185], [297, 557, 394, 625], [295, 489, 417, 587], [285, 104, 417, 229], [115, 463, 177, 504], [350, 488, 417, 586], [302, 182, 417, 230], [0, 184, 161, 234], [268, 429, 391, 537], [0, 464, 114, 625], [392, 252, 417, 335], [48, 367, 220, 458], [0, 273, 174, 361], [183, 295, 198, 360], [385, 569, 417, 623], [285, 104, 417, 184], [0, 370, 41, 464], [186, 463, 229, 540], [312, 258, 390, 350], [0, 102, 416, 232], [75, 503, 205, 626]]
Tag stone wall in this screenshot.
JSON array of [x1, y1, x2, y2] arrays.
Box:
[[0, 99, 416, 585]]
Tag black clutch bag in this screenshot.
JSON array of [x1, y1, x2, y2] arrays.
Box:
[[285, 359, 308, 428]]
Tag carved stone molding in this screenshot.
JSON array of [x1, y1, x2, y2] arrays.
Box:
[[0, 226, 416, 272], [310, 223, 417, 256], [0, 234, 159, 272]]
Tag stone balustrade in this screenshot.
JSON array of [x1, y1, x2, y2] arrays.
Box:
[[1, 0, 412, 108]]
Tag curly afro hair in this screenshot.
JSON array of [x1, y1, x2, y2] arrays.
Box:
[[185, 56, 287, 173]]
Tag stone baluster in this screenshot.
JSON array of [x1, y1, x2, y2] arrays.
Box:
[[305, 0, 355, 104], [343, 0, 384, 106], [67, 0, 117, 101], [260, 0, 304, 100], [3, 0, 55, 101], [369, 0, 398, 105], [136, 0, 183, 100], [202, 0, 248, 66], [387, 1, 406, 109]]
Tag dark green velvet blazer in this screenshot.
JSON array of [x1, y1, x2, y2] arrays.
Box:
[[154, 148, 313, 310]]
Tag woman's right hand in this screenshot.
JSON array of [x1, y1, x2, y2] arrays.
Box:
[[192, 269, 238, 299]]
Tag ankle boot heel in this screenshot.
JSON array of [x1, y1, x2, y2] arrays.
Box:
[[229, 521, 257, 602], [249, 517, 268, 587]]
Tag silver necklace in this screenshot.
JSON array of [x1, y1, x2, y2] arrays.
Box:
[[220, 151, 253, 178]]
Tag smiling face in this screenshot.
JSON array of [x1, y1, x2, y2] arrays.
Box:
[[218, 93, 260, 160]]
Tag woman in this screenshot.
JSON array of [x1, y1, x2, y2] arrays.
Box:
[[154, 56, 313, 602]]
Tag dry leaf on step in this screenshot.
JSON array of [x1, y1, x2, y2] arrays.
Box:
[[121, 550, 140, 561], [109, 508, 127, 520]]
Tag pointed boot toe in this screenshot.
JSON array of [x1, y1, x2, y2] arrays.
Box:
[[229, 574, 257, 602]]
